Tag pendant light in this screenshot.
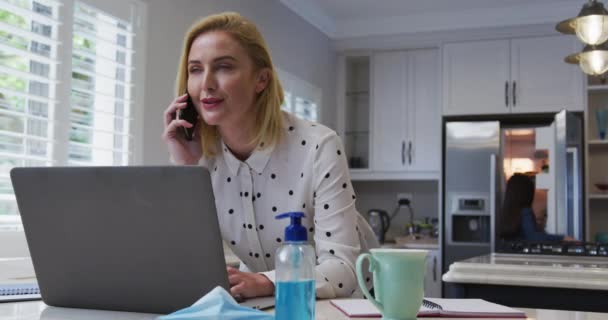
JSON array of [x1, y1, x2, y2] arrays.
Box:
[[557, 0, 608, 45], [565, 42, 608, 75]]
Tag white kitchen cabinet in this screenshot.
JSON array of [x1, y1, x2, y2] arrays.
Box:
[[337, 49, 440, 180], [443, 35, 583, 116], [371, 51, 408, 172], [424, 249, 441, 298], [409, 50, 441, 173], [443, 39, 510, 115], [510, 36, 583, 113], [371, 49, 440, 174]]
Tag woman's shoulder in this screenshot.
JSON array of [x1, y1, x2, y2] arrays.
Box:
[[282, 111, 337, 142]]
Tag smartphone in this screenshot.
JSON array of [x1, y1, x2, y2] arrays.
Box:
[[176, 91, 198, 141]]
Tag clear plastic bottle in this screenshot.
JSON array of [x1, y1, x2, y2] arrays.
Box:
[[274, 212, 316, 320]]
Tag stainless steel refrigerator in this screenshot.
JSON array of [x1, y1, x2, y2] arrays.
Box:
[[442, 110, 584, 274]]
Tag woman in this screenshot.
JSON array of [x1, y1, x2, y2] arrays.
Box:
[[162, 12, 378, 299], [498, 173, 572, 242]]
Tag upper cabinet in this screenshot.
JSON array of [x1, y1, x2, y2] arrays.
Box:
[[371, 49, 440, 175], [337, 49, 440, 180], [370, 51, 407, 172], [443, 35, 583, 116]]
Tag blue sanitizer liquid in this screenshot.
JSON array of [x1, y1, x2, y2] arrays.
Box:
[[275, 279, 315, 320]]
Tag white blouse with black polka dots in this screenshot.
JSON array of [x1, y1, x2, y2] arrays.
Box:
[[201, 111, 378, 298]]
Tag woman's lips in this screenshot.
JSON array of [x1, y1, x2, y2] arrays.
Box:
[[201, 97, 224, 110]]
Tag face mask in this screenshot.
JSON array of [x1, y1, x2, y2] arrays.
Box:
[[157, 286, 273, 320]]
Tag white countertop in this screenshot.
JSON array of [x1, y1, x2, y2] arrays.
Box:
[[443, 253, 608, 290], [383, 235, 440, 250], [1, 300, 608, 320]]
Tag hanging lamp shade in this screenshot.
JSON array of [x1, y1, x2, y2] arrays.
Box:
[[565, 42, 608, 75], [557, 0, 608, 45]]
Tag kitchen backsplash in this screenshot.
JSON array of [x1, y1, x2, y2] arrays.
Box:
[[352, 180, 439, 241]]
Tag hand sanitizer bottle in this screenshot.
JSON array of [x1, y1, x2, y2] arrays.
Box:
[[275, 212, 315, 320]]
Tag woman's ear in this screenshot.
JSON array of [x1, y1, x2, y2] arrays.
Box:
[[255, 68, 271, 93]]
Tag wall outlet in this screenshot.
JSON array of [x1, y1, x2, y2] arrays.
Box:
[[397, 193, 413, 205]]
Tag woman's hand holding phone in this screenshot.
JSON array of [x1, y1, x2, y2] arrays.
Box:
[[162, 93, 202, 165]]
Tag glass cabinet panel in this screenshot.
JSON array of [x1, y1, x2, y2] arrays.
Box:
[[343, 56, 370, 170]]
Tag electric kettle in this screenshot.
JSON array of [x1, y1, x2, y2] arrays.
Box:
[[367, 209, 390, 243]]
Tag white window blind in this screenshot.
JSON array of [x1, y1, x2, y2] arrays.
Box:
[[277, 68, 321, 122], [68, 1, 133, 165], [0, 0, 141, 232], [0, 0, 60, 230]]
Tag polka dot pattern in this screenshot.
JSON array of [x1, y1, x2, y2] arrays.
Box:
[[209, 113, 378, 300]]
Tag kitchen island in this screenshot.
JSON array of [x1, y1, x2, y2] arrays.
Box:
[[443, 253, 608, 312]]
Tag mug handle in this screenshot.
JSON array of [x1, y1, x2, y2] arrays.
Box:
[[356, 253, 383, 313]]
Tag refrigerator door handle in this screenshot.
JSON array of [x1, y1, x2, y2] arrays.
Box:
[[490, 154, 497, 252], [567, 147, 581, 239], [401, 141, 405, 165], [433, 255, 437, 282]]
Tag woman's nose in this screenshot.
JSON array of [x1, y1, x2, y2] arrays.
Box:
[[201, 71, 217, 92]]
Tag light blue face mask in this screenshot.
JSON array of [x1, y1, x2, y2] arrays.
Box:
[[157, 286, 274, 320]]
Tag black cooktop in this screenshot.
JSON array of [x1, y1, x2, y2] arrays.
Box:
[[499, 241, 608, 257]]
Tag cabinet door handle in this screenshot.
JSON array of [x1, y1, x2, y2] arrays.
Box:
[[433, 256, 437, 282], [505, 81, 509, 107], [401, 141, 405, 165], [512, 81, 516, 107], [408, 141, 412, 165]]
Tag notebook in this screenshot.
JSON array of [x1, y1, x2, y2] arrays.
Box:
[[0, 283, 41, 302], [330, 298, 526, 318], [0, 258, 41, 303]]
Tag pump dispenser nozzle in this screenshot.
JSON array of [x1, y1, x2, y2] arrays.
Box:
[[275, 212, 307, 242]]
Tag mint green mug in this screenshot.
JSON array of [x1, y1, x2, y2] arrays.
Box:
[[356, 249, 427, 320]]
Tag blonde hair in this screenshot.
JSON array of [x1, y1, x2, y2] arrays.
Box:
[[175, 12, 284, 158]]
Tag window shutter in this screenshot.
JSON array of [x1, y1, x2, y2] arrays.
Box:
[[277, 69, 320, 122], [0, 0, 61, 229], [0, 0, 139, 230], [68, 1, 134, 165]]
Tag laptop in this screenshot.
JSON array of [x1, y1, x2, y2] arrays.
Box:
[[10, 166, 274, 314]]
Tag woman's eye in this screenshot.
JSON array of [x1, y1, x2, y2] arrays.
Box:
[[188, 67, 201, 73], [218, 64, 233, 70]]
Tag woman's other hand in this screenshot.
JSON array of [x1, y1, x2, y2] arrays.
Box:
[[162, 94, 202, 164], [227, 266, 274, 298]]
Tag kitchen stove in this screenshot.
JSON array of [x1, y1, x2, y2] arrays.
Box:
[[500, 241, 608, 257]]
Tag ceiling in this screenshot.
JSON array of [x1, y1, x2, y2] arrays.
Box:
[[279, 0, 585, 39]]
